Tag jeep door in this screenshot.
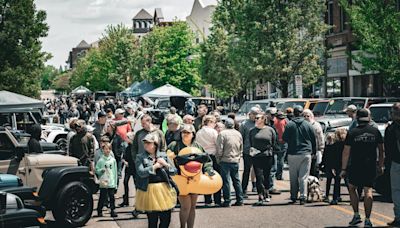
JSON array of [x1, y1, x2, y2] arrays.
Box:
[[0, 132, 28, 183]]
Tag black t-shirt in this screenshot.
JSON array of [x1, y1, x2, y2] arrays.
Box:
[[249, 126, 276, 155], [345, 124, 383, 168]]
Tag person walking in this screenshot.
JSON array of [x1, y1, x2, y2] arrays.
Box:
[[96, 142, 118, 217], [321, 128, 346, 205], [215, 118, 244, 207], [194, 104, 208, 131], [135, 133, 177, 228], [240, 107, 260, 198], [249, 112, 277, 206], [93, 111, 107, 143], [283, 106, 316, 205], [274, 111, 288, 180], [119, 132, 137, 207], [384, 102, 400, 227], [303, 109, 325, 178], [168, 124, 214, 228], [165, 115, 181, 146], [195, 115, 221, 207], [340, 109, 384, 227]]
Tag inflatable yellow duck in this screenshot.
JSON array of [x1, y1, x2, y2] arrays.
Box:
[[168, 147, 222, 196]]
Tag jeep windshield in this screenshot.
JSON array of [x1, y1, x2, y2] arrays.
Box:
[[10, 132, 30, 145], [237, 101, 269, 115], [325, 99, 366, 115], [370, 106, 392, 123]]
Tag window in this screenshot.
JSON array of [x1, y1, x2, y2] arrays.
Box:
[[327, 1, 334, 34], [135, 21, 140, 29], [339, 6, 346, 31], [0, 133, 15, 160], [142, 21, 146, 29]]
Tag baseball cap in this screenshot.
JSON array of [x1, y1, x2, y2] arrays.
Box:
[[115, 108, 125, 115], [225, 118, 235, 128], [356, 108, 370, 122], [345, 105, 357, 112], [142, 133, 159, 144], [181, 124, 196, 133], [293, 105, 304, 115], [277, 111, 285, 119], [266, 107, 277, 115], [250, 107, 260, 115], [100, 136, 110, 142], [98, 111, 106, 118]]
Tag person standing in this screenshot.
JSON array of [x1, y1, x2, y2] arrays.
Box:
[[283, 106, 316, 205], [27, 124, 43, 153], [274, 111, 288, 180], [266, 107, 281, 195], [96, 142, 118, 218], [162, 107, 183, 134], [384, 103, 400, 227], [135, 133, 177, 228], [119, 132, 137, 207], [215, 118, 244, 207], [249, 113, 277, 206], [69, 120, 95, 173], [346, 105, 358, 131], [132, 115, 166, 158], [340, 109, 384, 227], [194, 104, 208, 131], [195, 115, 221, 207], [93, 111, 107, 143], [303, 109, 325, 178], [240, 107, 260, 198], [165, 115, 181, 146]]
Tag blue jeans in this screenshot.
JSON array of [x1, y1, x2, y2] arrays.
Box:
[[276, 143, 287, 179], [269, 154, 277, 190], [220, 162, 243, 203], [391, 161, 400, 221]]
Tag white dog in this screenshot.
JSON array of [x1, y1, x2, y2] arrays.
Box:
[[307, 176, 323, 202]]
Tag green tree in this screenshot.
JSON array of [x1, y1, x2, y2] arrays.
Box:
[[341, 0, 400, 84], [200, 26, 241, 98], [212, 0, 329, 97], [140, 22, 202, 95], [52, 71, 72, 92], [70, 24, 139, 92], [40, 65, 58, 90], [0, 0, 49, 97]]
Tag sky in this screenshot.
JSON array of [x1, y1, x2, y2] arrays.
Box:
[[35, 0, 217, 68]]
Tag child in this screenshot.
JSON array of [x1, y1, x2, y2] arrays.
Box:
[[96, 142, 118, 217], [322, 128, 347, 205]]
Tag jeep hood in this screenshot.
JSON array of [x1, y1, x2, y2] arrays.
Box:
[[27, 154, 78, 167]]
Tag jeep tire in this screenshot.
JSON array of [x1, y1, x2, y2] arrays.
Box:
[[55, 138, 67, 152], [52, 181, 93, 227]]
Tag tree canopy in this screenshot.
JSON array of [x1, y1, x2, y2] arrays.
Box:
[[0, 0, 49, 97], [342, 0, 400, 84]]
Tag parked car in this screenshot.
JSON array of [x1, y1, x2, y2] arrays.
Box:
[[369, 103, 394, 137], [0, 174, 46, 217], [41, 124, 69, 152], [324, 97, 400, 116], [0, 191, 46, 227], [312, 100, 329, 117], [276, 99, 321, 111], [228, 99, 278, 123], [0, 126, 95, 226]]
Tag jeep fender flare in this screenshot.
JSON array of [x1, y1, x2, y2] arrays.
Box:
[[38, 166, 93, 207]]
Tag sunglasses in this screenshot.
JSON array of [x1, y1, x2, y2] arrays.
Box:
[[182, 131, 192, 135], [304, 115, 310, 118], [255, 116, 264, 120]]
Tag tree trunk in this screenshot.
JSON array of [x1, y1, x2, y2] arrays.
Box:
[[280, 80, 289, 98]]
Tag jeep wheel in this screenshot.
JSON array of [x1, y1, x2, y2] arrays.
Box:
[[56, 138, 67, 152], [52, 181, 93, 227]]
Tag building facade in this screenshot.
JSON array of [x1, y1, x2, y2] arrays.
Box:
[[325, 0, 385, 97], [66, 40, 91, 69], [186, 0, 216, 44]]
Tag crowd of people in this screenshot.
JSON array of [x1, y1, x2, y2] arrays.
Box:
[[37, 96, 400, 228]]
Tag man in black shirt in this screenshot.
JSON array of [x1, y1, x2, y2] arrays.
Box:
[[384, 103, 400, 227], [340, 109, 384, 227]]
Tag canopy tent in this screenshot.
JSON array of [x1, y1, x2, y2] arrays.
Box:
[[120, 80, 155, 97], [143, 84, 192, 98], [71, 86, 92, 94], [0, 90, 44, 112]]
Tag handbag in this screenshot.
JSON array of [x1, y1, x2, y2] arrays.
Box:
[[99, 168, 110, 188]]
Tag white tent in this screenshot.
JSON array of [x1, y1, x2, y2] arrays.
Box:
[[143, 84, 192, 98]]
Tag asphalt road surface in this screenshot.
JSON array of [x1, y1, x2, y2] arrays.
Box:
[[45, 164, 395, 228]]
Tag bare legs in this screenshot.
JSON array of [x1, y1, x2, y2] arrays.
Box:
[[178, 194, 198, 228]]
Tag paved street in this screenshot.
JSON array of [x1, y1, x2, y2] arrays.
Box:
[[45, 164, 395, 228]]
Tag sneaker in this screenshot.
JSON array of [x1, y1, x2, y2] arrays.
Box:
[[243, 193, 249, 199], [276, 176, 283, 180], [364, 219, 373, 227], [110, 210, 118, 218], [221, 202, 231, 207], [265, 197, 271, 203], [349, 215, 362, 226], [119, 202, 129, 207], [288, 198, 297, 204], [232, 201, 244, 206], [253, 199, 264, 206], [299, 199, 306, 205], [387, 220, 400, 227], [252, 187, 257, 192], [204, 203, 212, 208], [323, 196, 330, 203], [329, 200, 338, 205], [132, 210, 139, 219], [269, 189, 281, 195]]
